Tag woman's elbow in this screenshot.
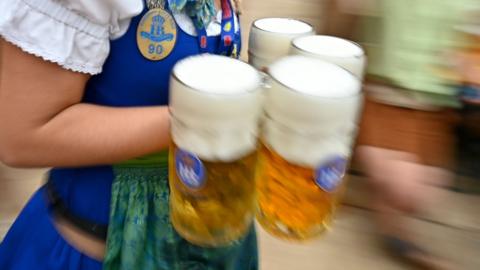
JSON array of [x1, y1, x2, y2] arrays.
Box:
[[0, 134, 32, 168], [0, 147, 22, 168]]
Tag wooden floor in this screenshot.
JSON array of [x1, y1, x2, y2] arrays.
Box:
[[1, 163, 479, 270]]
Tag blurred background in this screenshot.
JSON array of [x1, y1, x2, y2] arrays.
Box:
[[1, 0, 480, 269]]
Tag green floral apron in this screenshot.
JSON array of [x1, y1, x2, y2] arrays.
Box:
[[103, 152, 258, 270]]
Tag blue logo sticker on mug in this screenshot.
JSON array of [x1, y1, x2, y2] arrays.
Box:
[[175, 149, 205, 189], [314, 157, 347, 192]]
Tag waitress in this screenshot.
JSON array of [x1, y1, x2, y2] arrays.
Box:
[[0, 0, 257, 269]]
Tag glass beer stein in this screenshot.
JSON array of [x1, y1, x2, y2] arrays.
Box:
[[256, 56, 362, 241], [169, 55, 262, 246], [290, 35, 366, 79], [249, 18, 314, 71]]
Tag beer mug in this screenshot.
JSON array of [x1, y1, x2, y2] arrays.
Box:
[[290, 35, 366, 79], [169, 55, 262, 246], [255, 56, 362, 241], [249, 18, 315, 71]]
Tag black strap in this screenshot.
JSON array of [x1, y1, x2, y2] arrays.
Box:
[[45, 180, 108, 241]]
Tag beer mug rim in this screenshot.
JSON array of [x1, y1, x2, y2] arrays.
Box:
[[172, 56, 261, 97], [291, 35, 365, 60], [252, 17, 314, 35], [268, 57, 362, 100]]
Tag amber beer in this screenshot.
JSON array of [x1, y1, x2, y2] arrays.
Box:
[[249, 18, 314, 71], [256, 56, 362, 241], [169, 55, 262, 246]]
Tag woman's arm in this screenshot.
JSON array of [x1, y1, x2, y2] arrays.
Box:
[[0, 40, 170, 168]]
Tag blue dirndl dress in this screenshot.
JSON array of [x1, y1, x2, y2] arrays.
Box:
[[0, 6, 257, 270]]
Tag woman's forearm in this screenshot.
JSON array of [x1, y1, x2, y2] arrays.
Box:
[[0, 40, 172, 168], [2, 104, 170, 168]]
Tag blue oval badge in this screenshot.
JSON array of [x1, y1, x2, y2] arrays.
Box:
[[175, 149, 205, 189], [314, 157, 347, 192]]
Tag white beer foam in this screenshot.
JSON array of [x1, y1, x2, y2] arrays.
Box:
[[249, 18, 315, 70], [290, 35, 366, 79], [254, 18, 313, 34], [173, 54, 259, 95], [269, 56, 360, 98], [293, 36, 364, 58], [263, 118, 357, 167], [264, 56, 362, 167], [170, 55, 262, 162], [172, 118, 259, 162]]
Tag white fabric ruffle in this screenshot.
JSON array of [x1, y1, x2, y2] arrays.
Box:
[[0, 0, 143, 74], [0, 0, 240, 75]]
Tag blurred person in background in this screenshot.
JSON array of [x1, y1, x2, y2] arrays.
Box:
[[0, 0, 257, 270], [329, 0, 480, 269], [453, 22, 480, 185]]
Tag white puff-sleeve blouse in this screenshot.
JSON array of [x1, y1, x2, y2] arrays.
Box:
[[0, 0, 144, 74]]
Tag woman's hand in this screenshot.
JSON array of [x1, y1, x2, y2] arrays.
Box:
[[0, 40, 170, 168]]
